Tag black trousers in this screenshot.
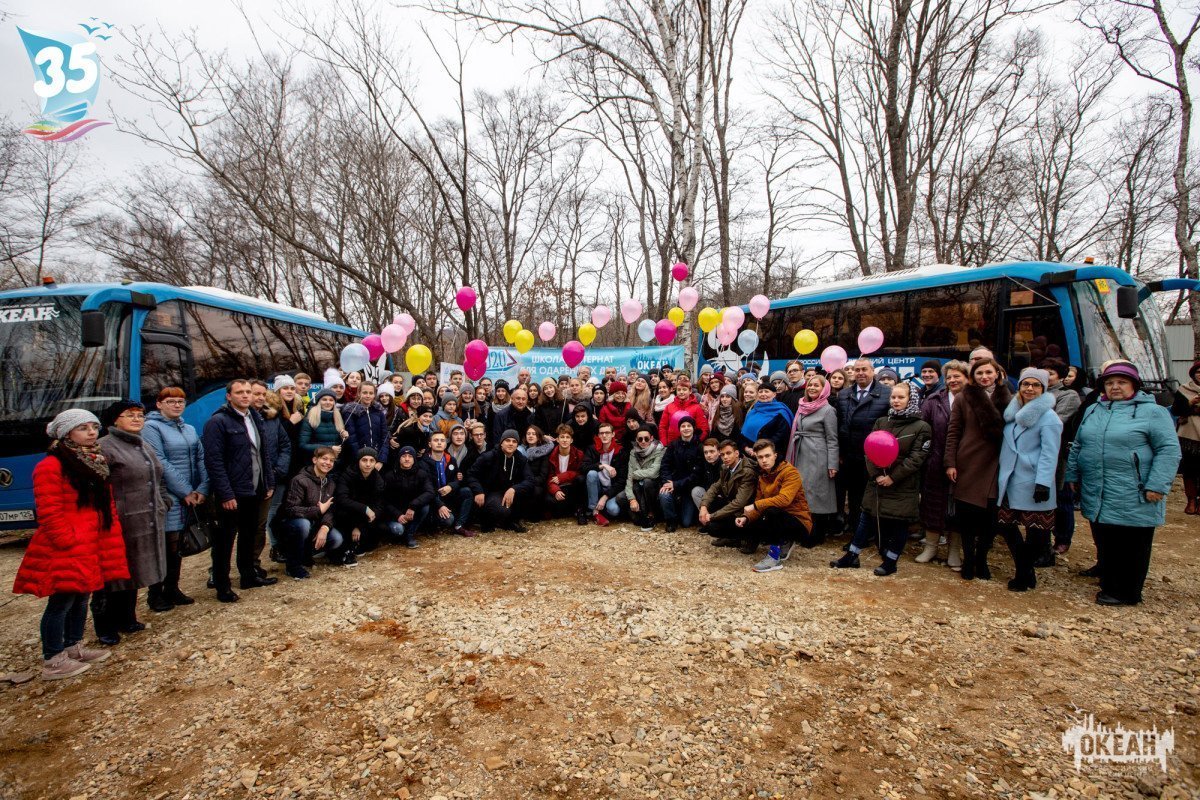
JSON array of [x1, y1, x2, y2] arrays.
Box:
[[1093, 522, 1155, 604], [843, 457, 867, 531], [745, 508, 814, 547], [624, 478, 661, 526], [212, 494, 263, 591], [478, 490, 523, 529], [92, 588, 138, 638], [545, 478, 586, 518], [953, 500, 997, 578]]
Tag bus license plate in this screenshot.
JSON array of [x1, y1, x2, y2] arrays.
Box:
[[0, 510, 34, 523]]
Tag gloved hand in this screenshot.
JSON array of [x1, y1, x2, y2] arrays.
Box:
[[1033, 484, 1050, 503]]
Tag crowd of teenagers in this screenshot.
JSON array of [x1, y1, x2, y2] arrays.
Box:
[[13, 352, 1199, 681]]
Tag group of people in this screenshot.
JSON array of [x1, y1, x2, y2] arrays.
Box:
[[13, 351, 1195, 681]]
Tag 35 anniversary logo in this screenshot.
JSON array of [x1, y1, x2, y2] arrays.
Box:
[[17, 18, 115, 142]]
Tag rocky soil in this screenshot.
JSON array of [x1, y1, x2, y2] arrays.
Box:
[[0, 492, 1197, 800]]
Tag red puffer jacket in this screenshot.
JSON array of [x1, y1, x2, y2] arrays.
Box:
[[12, 455, 130, 598]]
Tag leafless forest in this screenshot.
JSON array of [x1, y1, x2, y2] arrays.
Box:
[[2, 0, 1198, 356]]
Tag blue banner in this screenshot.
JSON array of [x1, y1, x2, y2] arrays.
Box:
[[441, 345, 686, 385]]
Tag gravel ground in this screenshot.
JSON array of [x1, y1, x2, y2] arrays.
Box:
[[0, 490, 1197, 800]]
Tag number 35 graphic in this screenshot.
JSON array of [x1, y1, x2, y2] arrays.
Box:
[[32, 41, 98, 99]]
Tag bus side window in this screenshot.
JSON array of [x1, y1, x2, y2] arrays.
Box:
[[836, 296, 905, 354], [184, 304, 262, 398], [141, 342, 187, 406], [1002, 306, 1067, 375], [907, 282, 1000, 357]]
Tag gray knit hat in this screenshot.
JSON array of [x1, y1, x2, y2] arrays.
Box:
[[47, 409, 101, 440], [1018, 367, 1050, 391], [720, 385, 739, 399], [357, 447, 379, 461], [770, 370, 787, 383], [500, 428, 520, 443]]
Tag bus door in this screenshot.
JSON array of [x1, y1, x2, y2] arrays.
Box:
[[1000, 285, 1068, 375]]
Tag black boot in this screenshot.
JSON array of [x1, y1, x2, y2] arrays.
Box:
[[162, 532, 194, 605], [974, 532, 994, 580], [147, 583, 174, 613], [91, 591, 120, 645], [960, 532, 976, 581], [1031, 528, 1055, 568], [830, 551, 860, 569], [873, 557, 897, 576]]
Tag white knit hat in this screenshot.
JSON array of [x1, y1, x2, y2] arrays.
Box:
[[46, 409, 101, 440], [322, 368, 345, 389], [272, 374, 296, 390], [377, 382, 396, 397]]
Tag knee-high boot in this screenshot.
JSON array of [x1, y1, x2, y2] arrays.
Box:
[[1031, 527, 1054, 568], [163, 532, 193, 605], [959, 531, 976, 580], [91, 590, 119, 644], [974, 530, 995, 580]]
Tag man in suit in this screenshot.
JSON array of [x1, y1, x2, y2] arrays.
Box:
[[836, 359, 891, 533]]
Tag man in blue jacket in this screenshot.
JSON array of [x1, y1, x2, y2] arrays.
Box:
[[202, 379, 277, 602], [836, 359, 891, 533]]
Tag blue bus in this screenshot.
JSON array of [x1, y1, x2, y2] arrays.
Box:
[[0, 281, 367, 529], [700, 261, 1198, 399]]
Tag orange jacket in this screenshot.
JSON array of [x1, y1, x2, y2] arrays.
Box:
[[745, 460, 812, 532]]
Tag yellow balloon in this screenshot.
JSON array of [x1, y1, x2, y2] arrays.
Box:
[[503, 319, 522, 344], [405, 344, 432, 375], [514, 328, 535, 354], [667, 306, 685, 327], [794, 329, 818, 355], [697, 307, 720, 333], [578, 323, 597, 346]]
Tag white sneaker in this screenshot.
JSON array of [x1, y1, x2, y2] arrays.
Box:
[[753, 555, 783, 573], [779, 542, 797, 561]]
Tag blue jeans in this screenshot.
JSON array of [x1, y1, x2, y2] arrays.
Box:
[[849, 512, 909, 561], [283, 518, 345, 569], [433, 488, 473, 529], [41, 592, 89, 660], [1054, 485, 1075, 548], [265, 487, 287, 547], [586, 471, 621, 517], [658, 486, 697, 527]]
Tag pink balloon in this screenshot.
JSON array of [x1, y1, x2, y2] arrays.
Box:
[[562, 340, 586, 369], [591, 305, 612, 328], [715, 323, 737, 347], [677, 287, 699, 312], [538, 321, 556, 342], [654, 319, 677, 345], [748, 294, 770, 320], [671, 261, 689, 282], [455, 286, 477, 313], [362, 334, 385, 361], [380, 324, 407, 353], [464, 360, 487, 381], [858, 326, 885, 355], [620, 299, 643, 325], [464, 339, 489, 364], [394, 313, 416, 336], [820, 345, 849, 373], [722, 306, 745, 330], [864, 430, 900, 469]]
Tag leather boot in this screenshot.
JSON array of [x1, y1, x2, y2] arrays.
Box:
[[947, 531, 963, 571]]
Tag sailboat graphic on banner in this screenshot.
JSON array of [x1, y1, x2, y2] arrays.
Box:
[[18, 24, 113, 142]]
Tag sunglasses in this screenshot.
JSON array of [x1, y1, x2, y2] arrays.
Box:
[[636, 436, 652, 442]]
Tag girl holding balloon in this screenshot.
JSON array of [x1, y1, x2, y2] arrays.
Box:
[[831, 382, 931, 576]]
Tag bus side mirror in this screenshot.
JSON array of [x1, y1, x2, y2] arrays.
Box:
[[81, 310, 106, 347], [1116, 285, 1139, 319]]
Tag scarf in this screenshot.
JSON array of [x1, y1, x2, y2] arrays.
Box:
[[1177, 381, 1200, 443], [653, 394, 674, 414], [795, 380, 831, 417], [51, 439, 114, 529], [447, 442, 469, 464], [741, 399, 794, 442], [715, 403, 738, 437], [491, 399, 511, 414], [889, 391, 921, 418], [520, 441, 556, 460], [632, 439, 662, 461]]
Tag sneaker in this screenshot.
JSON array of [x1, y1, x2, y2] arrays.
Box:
[[65, 643, 111, 664], [270, 547, 287, 564], [341, 552, 359, 567], [830, 552, 860, 569], [593, 512, 610, 527], [665, 523, 678, 533], [752, 555, 782, 573], [779, 542, 797, 561], [576, 512, 589, 526], [404, 537, 420, 549], [639, 522, 654, 532], [287, 566, 311, 580], [41, 651, 90, 681]]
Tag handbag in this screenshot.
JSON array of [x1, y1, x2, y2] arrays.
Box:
[[179, 504, 217, 557]]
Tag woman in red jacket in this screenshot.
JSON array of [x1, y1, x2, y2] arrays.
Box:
[[13, 410, 130, 680]]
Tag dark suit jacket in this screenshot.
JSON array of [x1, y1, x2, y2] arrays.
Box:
[[836, 382, 891, 462]]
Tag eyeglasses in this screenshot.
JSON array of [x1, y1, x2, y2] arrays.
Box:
[[120, 412, 146, 420], [160, 399, 185, 405]]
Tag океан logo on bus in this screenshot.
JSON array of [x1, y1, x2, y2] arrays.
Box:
[[1061, 715, 1174, 772], [16, 19, 115, 142]]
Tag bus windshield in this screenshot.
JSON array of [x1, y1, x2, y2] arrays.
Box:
[[1072, 282, 1172, 387], [0, 295, 127, 431]]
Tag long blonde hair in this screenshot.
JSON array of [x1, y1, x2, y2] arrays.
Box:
[[305, 400, 345, 434], [629, 382, 653, 419]]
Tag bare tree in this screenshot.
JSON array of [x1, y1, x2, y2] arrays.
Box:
[[1081, 0, 1200, 355]]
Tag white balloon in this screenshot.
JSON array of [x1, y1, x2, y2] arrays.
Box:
[[737, 329, 760, 353], [637, 318, 656, 343]]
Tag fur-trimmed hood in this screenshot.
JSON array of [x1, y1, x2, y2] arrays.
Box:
[[1003, 391, 1055, 428]]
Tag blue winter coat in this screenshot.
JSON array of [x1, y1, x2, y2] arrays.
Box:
[[260, 410, 293, 486], [342, 402, 391, 465], [997, 393, 1062, 511], [1064, 392, 1181, 527], [143, 410, 210, 531], [201, 404, 275, 501]]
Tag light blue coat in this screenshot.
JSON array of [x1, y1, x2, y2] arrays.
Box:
[[143, 410, 210, 532], [997, 392, 1062, 511], [1064, 392, 1181, 527]]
